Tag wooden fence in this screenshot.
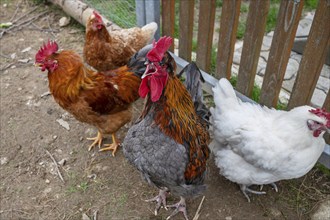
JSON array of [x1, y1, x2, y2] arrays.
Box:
[[161, 0, 329, 111], [158, 0, 330, 167]]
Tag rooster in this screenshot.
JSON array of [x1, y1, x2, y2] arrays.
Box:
[[211, 78, 330, 202], [35, 40, 151, 156], [123, 37, 210, 220], [84, 11, 158, 72]]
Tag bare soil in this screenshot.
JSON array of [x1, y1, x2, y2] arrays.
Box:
[[0, 1, 329, 220]]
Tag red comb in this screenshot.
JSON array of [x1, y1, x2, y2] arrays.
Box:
[[35, 40, 58, 62], [147, 36, 173, 62], [309, 108, 330, 127], [93, 11, 102, 20]]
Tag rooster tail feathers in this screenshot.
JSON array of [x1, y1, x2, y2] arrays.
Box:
[[213, 78, 239, 113], [127, 44, 153, 77], [180, 62, 211, 125]]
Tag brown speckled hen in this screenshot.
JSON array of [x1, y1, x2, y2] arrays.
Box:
[[84, 11, 157, 72]]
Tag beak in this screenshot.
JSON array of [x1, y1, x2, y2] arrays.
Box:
[[34, 62, 41, 67], [141, 62, 156, 79]]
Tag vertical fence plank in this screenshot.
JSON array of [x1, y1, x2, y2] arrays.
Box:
[[287, 0, 330, 110], [196, 0, 216, 72], [236, 0, 270, 97], [161, 0, 175, 51], [179, 0, 194, 62], [324, 92, 330, 112], [215, 0, 241, 79], [259, 0, 304, 107], [135, 0, 146, 27]]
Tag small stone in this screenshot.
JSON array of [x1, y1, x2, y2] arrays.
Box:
[[21, 47, 32, 53], [11, 65, 16, 69], [41, 91, 51, 98], [59, 17, 71, 27], [58, 159, 66, 166], [18, 38, 24, 41], [53, 135, 58, 140], [47, 108, 53, 115], [18, 59, 30, 63], [82, 213, 90, 220], [56, 119, 70, 130], [311, 199, 330, 220], [268, 207, 282, 218], [18, 87, 22, 91], [225, 217, 232, 220], [79, 136, 83, 141], [3, 3, 7, 7], [87, 174, 97, 179], [10, 53, 16, 59], [45, 179, 50, 184], [0, 157, 8, 165]]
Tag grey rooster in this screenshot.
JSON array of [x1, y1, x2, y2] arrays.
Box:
[[123, 36, 210, 220]]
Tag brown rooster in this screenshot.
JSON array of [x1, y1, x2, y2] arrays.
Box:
[[84, 11, 158, 72], [123, 37, 210, 219], [35, 40, 151, 156]]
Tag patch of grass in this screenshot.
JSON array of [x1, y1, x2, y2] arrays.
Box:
[[304, 0, 318, 10], [236, 21, 246, 40], [266, 4, 280, 33], [315, 163, 330, 178], [85, 0, 136, 28], [118, 193, 128, 206], [240, 3, 249, 13], [66, 185, 78, 194], [77, 181, 89, 193]]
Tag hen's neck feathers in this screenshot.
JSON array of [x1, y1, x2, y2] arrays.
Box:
[[47, 51, 100, 107], [86, 26, 111, 43]]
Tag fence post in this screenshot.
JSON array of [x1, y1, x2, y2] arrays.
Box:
[[135, 0, 160, 40], [135, 0, 146, 27]]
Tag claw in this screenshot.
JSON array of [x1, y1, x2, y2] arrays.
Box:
[[166, 197, 189, 220], [87, 131, 103, 151], [145, 189, 168, 215], [99, 133, 120, 156], [240, 184, 266, 202]]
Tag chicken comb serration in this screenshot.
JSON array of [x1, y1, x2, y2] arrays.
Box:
[[93, 11, 102, 21], [146, 36, 173, 62], [35, 40, 58, 62], [309, 108, 330, 127]]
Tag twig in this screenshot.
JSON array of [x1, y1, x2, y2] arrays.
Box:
[[45, 149, 65, 183], [46, 15, 56, 38], [192, 196, 205, 220], [10, 1, 21, 22], [12, 5, 40, 23], [29, 22, 60, 33], [0, 63, 15, 71], [0, 10, 48, 38], [0, 53, 11, 59]]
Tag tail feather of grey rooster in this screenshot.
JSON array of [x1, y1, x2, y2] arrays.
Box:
[[127, 44, 153, 77], [178, 62, 211, 126]]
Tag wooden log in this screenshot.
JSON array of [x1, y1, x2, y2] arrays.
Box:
[[236, 0, 270, 97], [215, 0, 241, 79], [287, 0, 330, 109], [178, 0, 194, 62], [161, 0, 175, 51], [196, 0, 216, 72], [259, 0, 303, 107], [49, 0, 120, 31]]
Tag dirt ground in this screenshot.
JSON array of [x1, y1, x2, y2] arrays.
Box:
[[0, 1, 329, 220]]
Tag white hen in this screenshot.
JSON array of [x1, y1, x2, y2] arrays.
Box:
[[210, 78, 330, 202]]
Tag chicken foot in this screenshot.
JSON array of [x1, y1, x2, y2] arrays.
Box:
[[260, 183, 279, 192], [240, 184, 266, 203], [145, 189, 169, 215], [166, 197, 189, 220], [87, 131, 103, 151], [99, 133, 120, 156]]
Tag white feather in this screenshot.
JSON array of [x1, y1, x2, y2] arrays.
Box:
[[211, 78, 326, 186]]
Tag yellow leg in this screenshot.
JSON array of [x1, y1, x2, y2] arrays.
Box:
[[99, 133, 120, 156], [86, 131, 103, 151]]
